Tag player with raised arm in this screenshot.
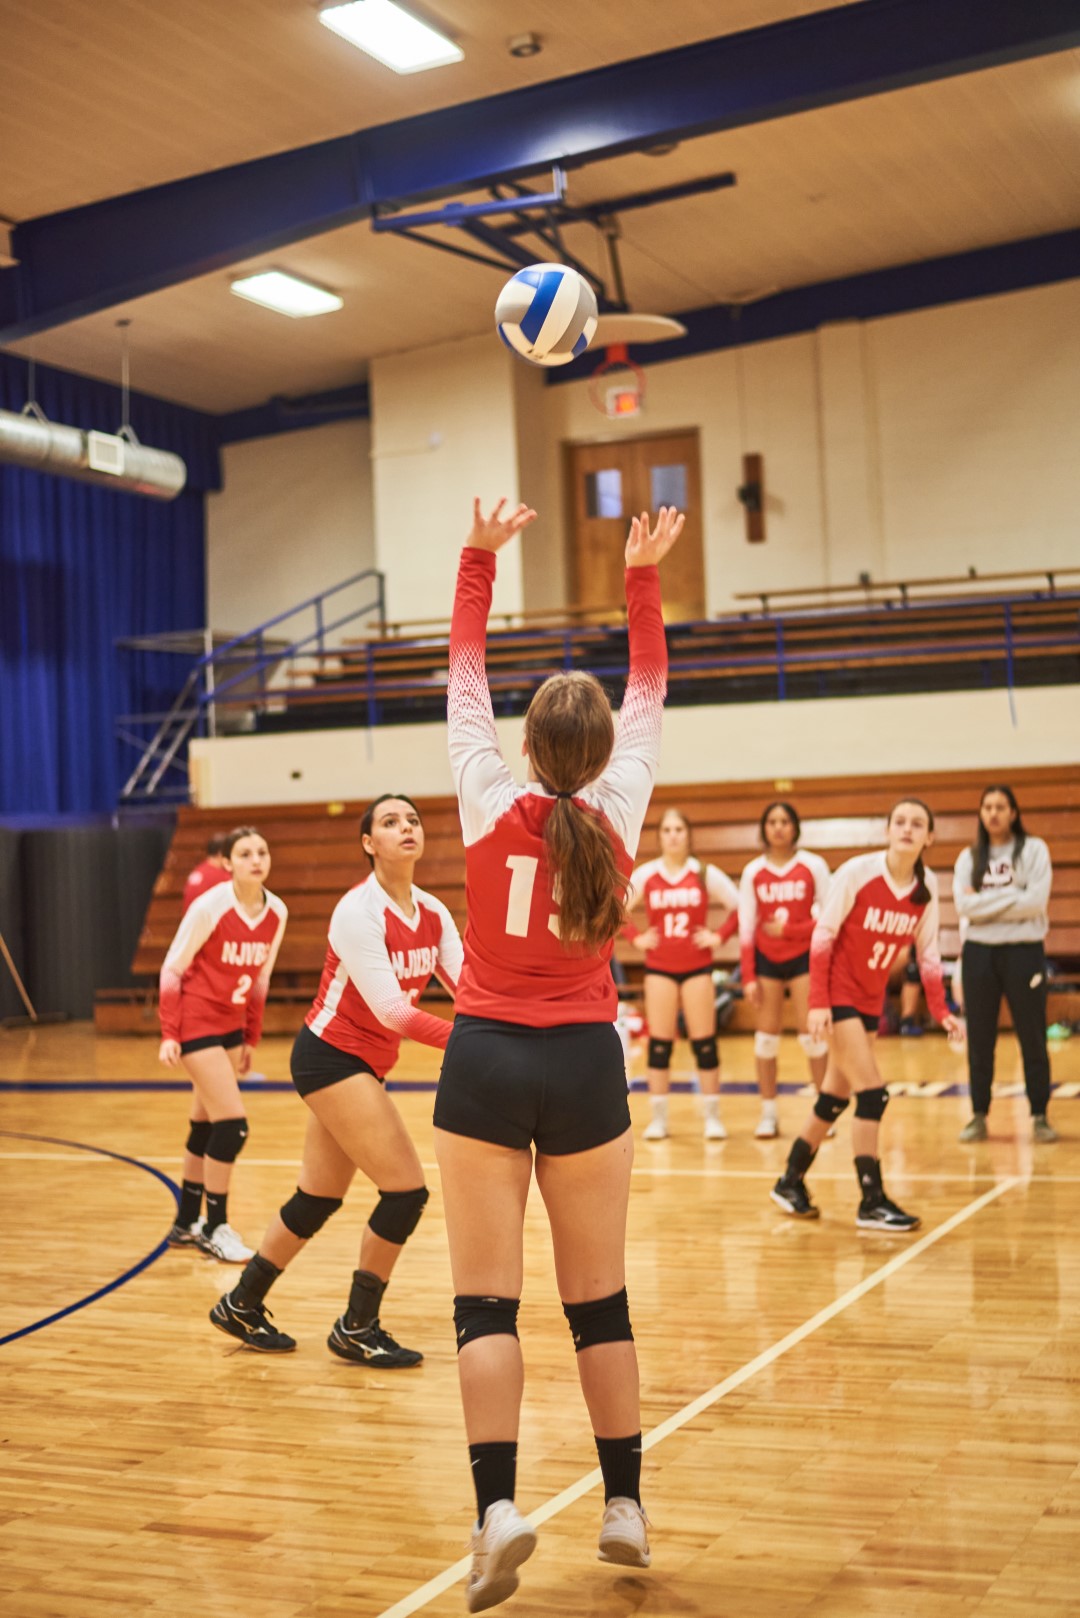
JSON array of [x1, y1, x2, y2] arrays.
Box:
[[436, 497, 681, 1612], [624, 807, 738, 1140], [209, 794, 463, 1361], [159, 826, 287, 1262], [770, 800, 964, 1231], [739, 802, 831, 1138]]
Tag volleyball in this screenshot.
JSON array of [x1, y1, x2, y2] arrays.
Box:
[[495, 263, 599, 367]]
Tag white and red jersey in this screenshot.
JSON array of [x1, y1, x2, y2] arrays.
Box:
[[625, 858, 738, 973], [305, 875, 463, 1078], [739, 850, 831, 982], [159, 882, 288, 1045], [182, 859, 231, 915], [809, 851, 947, 1021], [448, 546, 667, 1026]]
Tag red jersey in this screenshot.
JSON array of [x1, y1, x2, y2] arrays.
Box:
[[159, 882, 288, 1044], [809, 851, 947, 1020], [182, 859, 231, 915], [448, 546, 667, 1027], [625, 858, 738, 973], [306, 875, 463, 1078], [739, 850, 831, 981]]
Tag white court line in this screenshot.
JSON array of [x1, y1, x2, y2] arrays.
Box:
[[374, 1176, 1020, 1618]]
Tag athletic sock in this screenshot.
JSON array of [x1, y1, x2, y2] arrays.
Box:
[[470, 1441, 518, 1524], [233, 1253, 282, 1309], [855, 1155, 883, 1202], [178, 1179, 204, 1227], [760, 1098, 778, 1122], [649, 1095, 669, 1124], [784, 1136, 816, 1182], [702, 1095, 721, 1122], [345, 1268, 387, 1331], [595, 1434, 642, 1505], [203, 1190, 228, 1235]]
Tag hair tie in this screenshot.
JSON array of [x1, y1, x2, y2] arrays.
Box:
[[555, 790, 573, 799]]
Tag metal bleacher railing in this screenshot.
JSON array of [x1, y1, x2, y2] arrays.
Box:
[[115, 566, 1080, 805], [116, 568, 386, 804]]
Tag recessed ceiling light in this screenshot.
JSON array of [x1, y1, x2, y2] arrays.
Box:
[[319, 1, 463, 74], [230, 270, 344, 318]]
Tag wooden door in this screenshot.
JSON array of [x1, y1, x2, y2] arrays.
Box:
[[565, 430, 705, 621]]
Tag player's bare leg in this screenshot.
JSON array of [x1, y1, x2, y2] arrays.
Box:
[[181, 1044, 251, 1260], [788, 977, 828, 1092], [682, 973, 725, 1140], [642, 974, 678, 1139], [536, 1127, 648, 1566]]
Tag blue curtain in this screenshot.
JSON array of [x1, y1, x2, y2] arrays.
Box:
[[0, 353, 219, 815]]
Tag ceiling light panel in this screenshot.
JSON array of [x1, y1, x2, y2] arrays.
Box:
[[319, 1, 463, 75], [230, 270, 344, 318]]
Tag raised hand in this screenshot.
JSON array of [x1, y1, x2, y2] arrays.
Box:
[[625, 505, 685, 568], [467, 497, 538, 554]]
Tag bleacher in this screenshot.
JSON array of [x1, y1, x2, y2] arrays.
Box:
[[97, 765, 1080, 1035]]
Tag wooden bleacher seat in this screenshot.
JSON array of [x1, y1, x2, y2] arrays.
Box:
[[99, 765, 1080, 1034]]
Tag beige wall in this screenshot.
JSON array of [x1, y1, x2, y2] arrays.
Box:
[[206, 420, 375, 643], [526, 278, 1080, 612], [189, 683, 1079, 809]]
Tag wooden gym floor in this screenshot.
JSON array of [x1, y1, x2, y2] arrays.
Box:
[[1, 1026, 1078, 1618]]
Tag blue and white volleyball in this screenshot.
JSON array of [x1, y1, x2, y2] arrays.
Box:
[[495, 264, 599, 367]]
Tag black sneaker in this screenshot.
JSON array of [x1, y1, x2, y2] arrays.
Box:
[[209, 1292, 297, 1352], [327, 1316, 423, 1368], [770, 1178, 820, 1219], [856, 1195, 920, 1232], [167, 1216, 204, 1247]]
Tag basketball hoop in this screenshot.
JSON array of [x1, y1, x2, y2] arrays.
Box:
[[586, 313, 687, 420]]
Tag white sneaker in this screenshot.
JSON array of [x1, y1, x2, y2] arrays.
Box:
[[642, 1118, 669, 1142], [754, 1114, 779, 1140], [198, 1223, 254, 1263], [703, 1114, 727, 1141], [598, 1497, 651, 1568], [466, 1499, 537, 1613]]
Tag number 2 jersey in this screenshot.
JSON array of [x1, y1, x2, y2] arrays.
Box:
[[809, 851, 948, 1020], [625, 858, 739, 973], [305, 875, 463, 1077], [448, 546, 667, 1027], [738, 850, 832, 982], [159, 882, 288, 1044]]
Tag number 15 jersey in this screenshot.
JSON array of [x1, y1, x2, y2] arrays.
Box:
[[448, 546, 667, 1027], [808, 851, 947, 1021]]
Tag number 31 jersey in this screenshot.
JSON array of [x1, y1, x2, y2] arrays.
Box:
[[808, 851, 947, 1021]]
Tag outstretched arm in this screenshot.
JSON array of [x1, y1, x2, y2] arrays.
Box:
[[448, 499, 537, 847]]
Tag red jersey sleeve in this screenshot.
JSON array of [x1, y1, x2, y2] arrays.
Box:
[[334, 892, 455, 1052], [738, 860, 760, 983], [448, 547, 520, 848], [587, 567, 667, 857], [809, 860, 859, 1011], [158, 901, 216, 1041]]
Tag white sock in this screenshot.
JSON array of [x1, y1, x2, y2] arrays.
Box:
[[761, 1098, 778, 1121], [702, 1094, 721, 1121], [650, 1094, 669, 1123]]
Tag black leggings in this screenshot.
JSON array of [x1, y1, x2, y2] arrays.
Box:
[[961, 941, 1050, 1116]]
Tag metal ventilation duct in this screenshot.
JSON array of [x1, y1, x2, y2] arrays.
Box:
[[0, 405, 187, 500]]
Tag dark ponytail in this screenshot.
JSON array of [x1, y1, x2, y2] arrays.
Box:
[[971, 785, 1026, 891], [524, 671, 627, 951], [888, 798, 934, 905]]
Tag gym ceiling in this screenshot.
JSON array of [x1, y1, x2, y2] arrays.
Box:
[[2, 0, 1079, 413]]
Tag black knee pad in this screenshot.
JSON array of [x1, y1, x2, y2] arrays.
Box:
[[368, 1186, 429, 1245], [205, 1116, 248, 1164], [279, 1187, 343, 1240], [647, 1038, 673, 1070], [854, 1086, 889, 1121], [690, 1035, 719, 1072], [453, 1295, 520, 1351], [186, 1119, 212, 1157], [562, 1287, 633, 1353], [813, 1092, 850, 1124]]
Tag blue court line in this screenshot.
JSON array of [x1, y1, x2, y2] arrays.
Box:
[[0, 1130, 180, 1348], [3, 1079, 1073, 1101]]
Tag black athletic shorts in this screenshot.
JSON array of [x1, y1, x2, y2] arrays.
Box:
[[754, 949, 810, 982], [434, 1015, 631, 1156], [180, 1028, 244, 1056], [644, 966, 713, 985], [832, 1005, 880, 1034], [290, 1023, 379, 1097]]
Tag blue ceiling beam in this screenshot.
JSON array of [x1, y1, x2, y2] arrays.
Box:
[[2, 0, 1079, 343]]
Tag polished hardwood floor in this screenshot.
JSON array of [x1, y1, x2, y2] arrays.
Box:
[[1, 1025, 1078, 1617]]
